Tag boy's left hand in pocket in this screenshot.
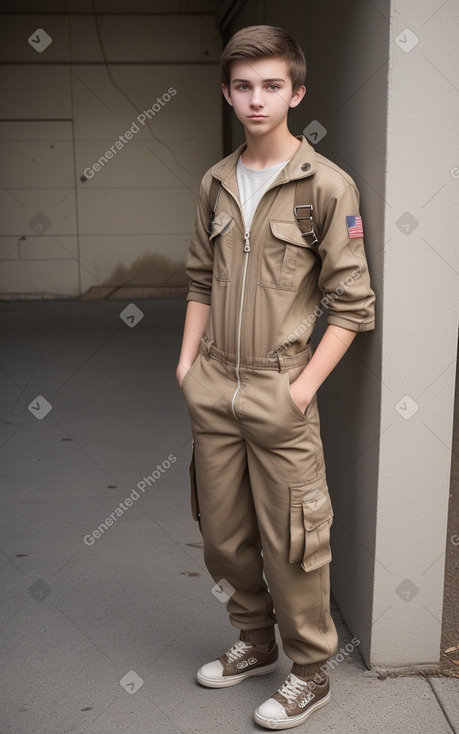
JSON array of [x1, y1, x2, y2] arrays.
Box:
[[289, 379, 312, 414]]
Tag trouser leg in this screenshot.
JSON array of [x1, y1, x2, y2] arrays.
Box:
[[181, 353, 276, 636], [240, 364, 338, 670]]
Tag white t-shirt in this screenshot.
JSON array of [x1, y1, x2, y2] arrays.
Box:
[[236, 156, 289, 231]]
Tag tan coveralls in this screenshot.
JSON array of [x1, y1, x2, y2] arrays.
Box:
[[181, 135, 375, 675]]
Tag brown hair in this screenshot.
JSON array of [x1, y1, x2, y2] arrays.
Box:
[[221, 25, 306, 93]]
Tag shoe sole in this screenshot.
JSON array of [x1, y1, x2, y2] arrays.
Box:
[[197, 661, 278, 689], [254, 690, 330, 729]]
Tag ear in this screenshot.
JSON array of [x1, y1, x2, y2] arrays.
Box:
[[289, 85, 306, 110], [222, 83, 233, 107]]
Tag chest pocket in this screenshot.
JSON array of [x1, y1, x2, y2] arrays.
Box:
[[259, 220, 318, 291], [209, 211, 235, 282]]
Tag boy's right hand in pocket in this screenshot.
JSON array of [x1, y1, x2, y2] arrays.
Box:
[[176, 362, 190, 388]]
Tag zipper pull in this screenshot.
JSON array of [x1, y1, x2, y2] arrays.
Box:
[[244, 230, 250, 252]]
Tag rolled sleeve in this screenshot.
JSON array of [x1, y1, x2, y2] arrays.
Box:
[[317, 181, 375, 332], [186, 174, 214, 305]]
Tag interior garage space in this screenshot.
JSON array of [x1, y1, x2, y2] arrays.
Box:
[[0, 2, 458, 732]]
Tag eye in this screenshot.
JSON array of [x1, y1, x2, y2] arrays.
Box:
[[267, 84, 280, 91]]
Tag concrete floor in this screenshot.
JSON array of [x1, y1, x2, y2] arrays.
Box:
[[0, 300, 457, 734]]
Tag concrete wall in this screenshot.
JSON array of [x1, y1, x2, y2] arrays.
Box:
[[0, 1, 222, 299], [219, 0, 458, 669], [371, 0, 458, 667]]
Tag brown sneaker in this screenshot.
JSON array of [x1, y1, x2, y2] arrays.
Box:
[[197, 640, 278, 688], [254, 673, 330, 729]]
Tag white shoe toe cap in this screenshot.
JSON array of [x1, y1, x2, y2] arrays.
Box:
[[198, 659, 224, 680], [256, 697, 286, 719]]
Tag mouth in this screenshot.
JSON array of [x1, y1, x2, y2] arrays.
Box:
[[247, 115, 267, 121]]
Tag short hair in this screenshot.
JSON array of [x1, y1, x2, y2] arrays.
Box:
[[221, 25, 306, 93]]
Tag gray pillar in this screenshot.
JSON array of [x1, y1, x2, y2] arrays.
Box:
[[322, 0, 458, 668]]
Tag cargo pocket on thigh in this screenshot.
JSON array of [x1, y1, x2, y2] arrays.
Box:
[[289, 474, 333, 572], [189, 443, 202, 532]]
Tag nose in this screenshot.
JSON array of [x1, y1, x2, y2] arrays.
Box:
[[250, 87, 264, 108]]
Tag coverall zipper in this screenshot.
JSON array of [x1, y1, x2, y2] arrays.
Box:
[[231, 228, 250, 418], [218, 177, 284, 419]]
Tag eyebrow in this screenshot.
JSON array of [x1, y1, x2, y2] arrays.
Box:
[[231, 78, 286, 84]]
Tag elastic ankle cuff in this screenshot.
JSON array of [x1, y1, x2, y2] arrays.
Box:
[[291, 662, 328, 678], [239, 627, 276, 644]]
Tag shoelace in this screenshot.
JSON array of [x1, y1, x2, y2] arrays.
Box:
[[278, 674, 307, 704], [225, 641, 252, 662]]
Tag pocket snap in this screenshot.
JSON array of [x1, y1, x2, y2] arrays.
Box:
[[289, 474, 333, 572]]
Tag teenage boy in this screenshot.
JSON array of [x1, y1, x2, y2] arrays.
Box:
[[177, 25, 375, 730]]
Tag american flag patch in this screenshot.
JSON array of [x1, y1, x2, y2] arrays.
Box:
[[346, 215, 364, 238]]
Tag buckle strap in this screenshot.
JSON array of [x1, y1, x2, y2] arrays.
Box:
[[294, 204, 319, 246], [294, 175, 320, 252]]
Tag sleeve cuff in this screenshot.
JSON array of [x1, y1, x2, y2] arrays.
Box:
[[327, 314, 375, 332], [186, 291, 212, 306]]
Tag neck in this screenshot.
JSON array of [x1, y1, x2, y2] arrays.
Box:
[[242, 124, 301, 169]]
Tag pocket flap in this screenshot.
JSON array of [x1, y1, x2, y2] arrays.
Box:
[[291, 475, 332, 520], [269, 220, 311, 248], [301, 484, 333, 530], [210, 211, 235, 239], [289, 474, 333, 572]]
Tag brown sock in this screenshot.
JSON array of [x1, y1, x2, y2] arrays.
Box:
[[291, 662, 328, 681], [239, 628, 276, 646], [295, 672, 327, 683], [254, 640, 275, 652]]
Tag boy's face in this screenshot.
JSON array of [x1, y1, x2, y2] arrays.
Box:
[[222, 58, 305, 136]]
